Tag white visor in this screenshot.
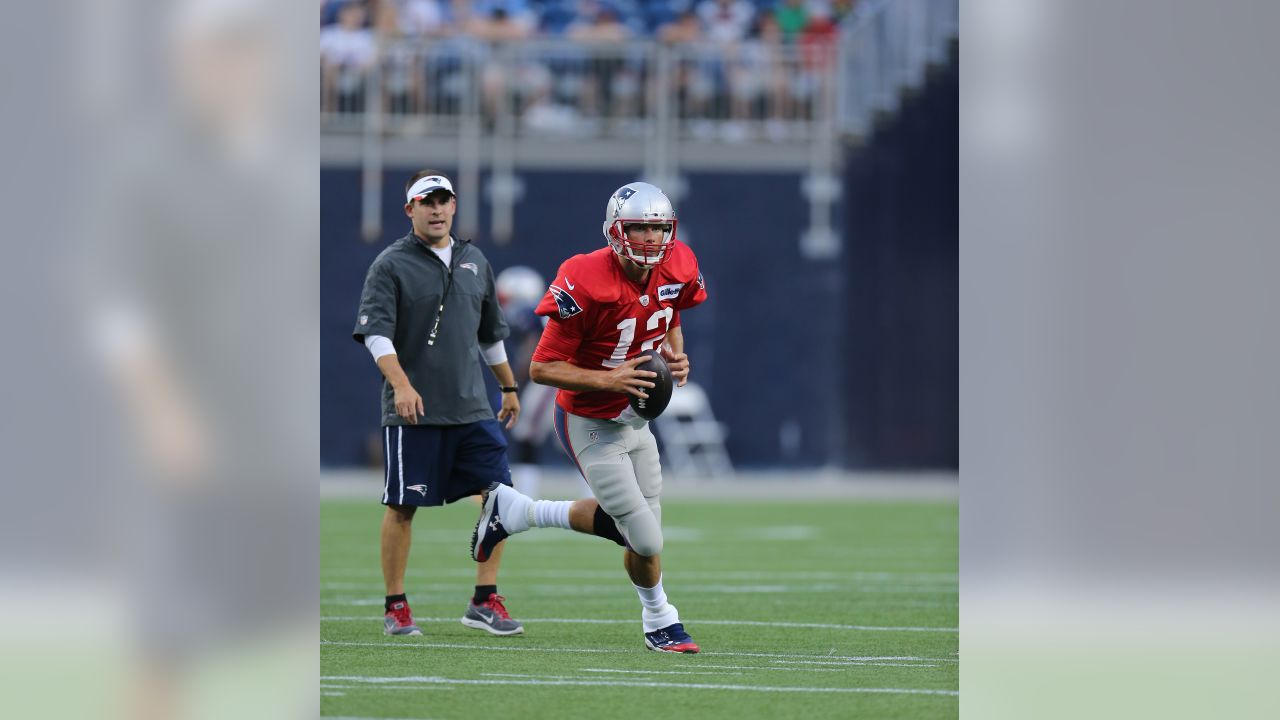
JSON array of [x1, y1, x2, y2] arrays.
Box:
[[406, 175, 455, 203]]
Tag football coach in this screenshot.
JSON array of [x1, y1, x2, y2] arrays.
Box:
[[352, 169, 525, 638]]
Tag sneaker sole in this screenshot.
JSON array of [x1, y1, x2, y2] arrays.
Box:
[[384, 627, 423, 636], [460, 617, 524, 636], [643, 638, 699, 653]]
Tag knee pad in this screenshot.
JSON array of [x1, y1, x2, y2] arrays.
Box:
[[585, 462, 663, 556], [621, 512, 663, 557]]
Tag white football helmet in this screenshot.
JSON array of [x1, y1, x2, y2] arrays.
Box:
[[602, 182, 677, 266], [495, 265, 546, 309]]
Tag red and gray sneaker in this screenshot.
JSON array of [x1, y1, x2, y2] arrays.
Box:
[[383, 600, 423, 636], [461, 593, 524, 636], [643, 623, 700, 653]]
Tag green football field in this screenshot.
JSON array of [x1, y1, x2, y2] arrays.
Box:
[[321, 495, 958, 719]]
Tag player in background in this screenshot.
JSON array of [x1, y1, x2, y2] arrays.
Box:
[[472, 182, 708, 653], [496, 266, 558, 499], [497, 265, 595, 500]]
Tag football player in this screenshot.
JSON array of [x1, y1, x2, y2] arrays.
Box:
[[495, 265, 572, 500], [472, 182, 707, 653]]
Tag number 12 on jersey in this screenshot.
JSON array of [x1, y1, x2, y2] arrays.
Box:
[[602, 307, 674, 368]]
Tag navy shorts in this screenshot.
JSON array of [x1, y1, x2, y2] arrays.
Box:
[[381, 421, 513, 507]]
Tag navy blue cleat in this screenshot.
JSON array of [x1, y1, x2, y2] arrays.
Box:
[[643, 623, 700, 654], [471, 482, 510, 562]]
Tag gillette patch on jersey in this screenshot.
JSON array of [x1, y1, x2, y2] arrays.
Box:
[[657, 283, 685, 302], [549, 285, 583, 319]]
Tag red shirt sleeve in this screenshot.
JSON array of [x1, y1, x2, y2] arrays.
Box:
[[532, 314, 583, 362], [674, 257, 707, 311], [533, 260, 589, 362]]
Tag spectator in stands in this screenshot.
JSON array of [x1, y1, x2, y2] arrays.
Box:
[[466, 0, 554, 123], [322, 0, 370, 27], [787, 12, 839, 121], [657, 8, 702, 45], [658, 10, 715, 132], [727, 12, 788, 140], [381, 0, 451, 36], [374, 1, 454, 117], [807, 0, 858, 25], [321, 1, 377, 114], [695, 0, 755, 45], [773, 0, 808, 44], [566, 1, 639, 122], [467, 0, 538, 39]]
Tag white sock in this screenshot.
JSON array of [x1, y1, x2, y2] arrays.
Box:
[[634, 575, 667, 611], [529, 500, 573, 529], [494, 484, 532, 533], [635, 576, 680, 632], [512, 463, 541, 499]]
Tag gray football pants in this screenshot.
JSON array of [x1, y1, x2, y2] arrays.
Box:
[[560, 413, 664, 557]]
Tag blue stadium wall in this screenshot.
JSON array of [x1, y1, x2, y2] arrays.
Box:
[[321, 52, 957, 470], [841, 44, 959, 468]]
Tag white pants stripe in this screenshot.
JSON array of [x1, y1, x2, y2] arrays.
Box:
[[382, 428, 391, 503], [397, 427, 405, 504]]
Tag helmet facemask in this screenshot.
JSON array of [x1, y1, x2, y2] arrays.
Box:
[[606, 219, 676, 266]]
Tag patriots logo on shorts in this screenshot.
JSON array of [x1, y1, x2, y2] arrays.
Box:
[[549, 285, 583, 319], [407, 484, 428, 496]]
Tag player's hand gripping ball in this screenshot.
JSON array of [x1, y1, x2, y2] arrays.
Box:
[[629, 350, 674, 420]]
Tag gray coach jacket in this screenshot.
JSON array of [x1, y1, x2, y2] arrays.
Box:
[[352, 233, 509, 426]]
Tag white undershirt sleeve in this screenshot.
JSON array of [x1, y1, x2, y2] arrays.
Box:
[[364, 334, 396, 361], [481, 340, 508, 366]]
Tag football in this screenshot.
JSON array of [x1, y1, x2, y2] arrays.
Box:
[[629, 349, 673, 420]]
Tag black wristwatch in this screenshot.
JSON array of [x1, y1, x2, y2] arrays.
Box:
[[499, 386, 519, 393]]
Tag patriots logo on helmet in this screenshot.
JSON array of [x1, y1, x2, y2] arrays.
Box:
[[549, 285, 583, 319], [616, 187, 636, 201]]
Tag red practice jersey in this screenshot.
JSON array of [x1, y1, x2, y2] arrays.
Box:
[[532, 241, 708, 418]]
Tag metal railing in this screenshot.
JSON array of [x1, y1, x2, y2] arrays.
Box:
[[321, 38, 839, 144], [321, 1, 959, 142], [837, 0, 958, 135], [321, 1, 958, 256]]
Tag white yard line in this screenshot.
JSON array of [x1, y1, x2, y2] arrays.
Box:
[[321, 640, 955, 664], [322, 640, 618, 654], [321, 583, 956, 594], [323, 568, 958, 582], [685, 664, 866, 673], [577, 668, 746, 676], [323, 715, 443, 719], [485, 671, 745, 679], [320, 675, 957, 697], [321, 615, 958, 633]]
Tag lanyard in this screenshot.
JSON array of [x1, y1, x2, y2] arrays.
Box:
[[426, 238, 468, 347]]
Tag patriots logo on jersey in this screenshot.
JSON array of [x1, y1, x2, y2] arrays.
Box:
[[549, 285, 583, 319], [697, 272, 705, 290]]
